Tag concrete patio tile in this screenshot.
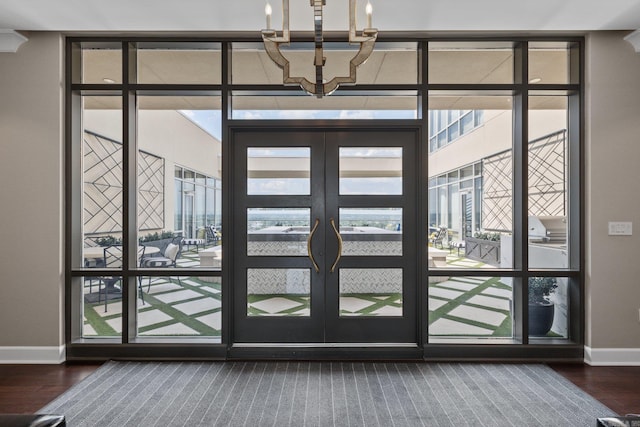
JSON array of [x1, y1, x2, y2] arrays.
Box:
[[467, 294, 511, 311], [429, 318, 493, 335], [482, 288, 513, 299], [250, 297, 306, 314], [195, 312, 222, 330], [138, 309, 173, 328], [142, 323, 199, 336], [340, 296, 376, 313], [83, 324, 97, 336], [153, 289, 202, 303], [448, 305, 507, 327], [438, 281, 477, 292], [147, 283, 183, 294], [428, 298, 449, 311], [428, 286, 464, 300], [368, 305, 402, 316], [173, 297, 221, 316]]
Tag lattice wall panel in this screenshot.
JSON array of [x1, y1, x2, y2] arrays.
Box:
[[482, 151, 513, 232], [83, 132, 165, 235], [481, 130, 567, 232], [529, 130, 566, 217]]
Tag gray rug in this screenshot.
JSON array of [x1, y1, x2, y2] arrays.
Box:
[[41, 361, 616, 426]]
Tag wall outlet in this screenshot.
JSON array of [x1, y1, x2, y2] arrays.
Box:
[[608, 221, 633, 236]]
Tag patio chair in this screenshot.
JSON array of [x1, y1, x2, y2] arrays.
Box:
[[206, 225, 220, 245], [99, 246, 148, 312], [142, 236, 183, 290], [429, 226, 448, 249]]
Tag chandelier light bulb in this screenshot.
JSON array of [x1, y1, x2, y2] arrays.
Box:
[[366, 1, 373, 28], [265, 2, 272, 29]]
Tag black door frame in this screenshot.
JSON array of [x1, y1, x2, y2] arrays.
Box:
[[226, 122, 424, 352]]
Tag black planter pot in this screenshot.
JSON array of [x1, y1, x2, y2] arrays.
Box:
[[528, 302, 555, 336]]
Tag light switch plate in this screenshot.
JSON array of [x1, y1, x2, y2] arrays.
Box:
[[608, 221, 633, 235]]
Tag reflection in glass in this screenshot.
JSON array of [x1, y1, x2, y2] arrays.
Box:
[[247, 147, 310, 195], [340, 147, 402, 195], [339, 208, 402, 256], [247, 208, 310, 256], [428, 276, 513, 339], [247, 269, 311, 317], [339, 269, 402, 317]]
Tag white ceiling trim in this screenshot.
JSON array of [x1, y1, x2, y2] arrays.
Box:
[[624, 29, 640, 52], [0, 29, 27, 53]]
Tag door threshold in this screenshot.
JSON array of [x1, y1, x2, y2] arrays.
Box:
[[233, 343, 419, 348]]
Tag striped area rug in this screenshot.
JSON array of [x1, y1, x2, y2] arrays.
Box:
[[41, 361, 616, 426]]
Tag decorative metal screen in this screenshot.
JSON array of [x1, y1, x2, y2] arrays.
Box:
[[528, 130, 567, 217], [83, 131, 164, 237], [482, 129, 567, 232], [482, 150, 513, 232]]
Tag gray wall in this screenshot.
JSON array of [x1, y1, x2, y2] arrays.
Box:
[[1, 31, 640, 361], [586, 32, 640, 351], [0, 33, 64, 350]]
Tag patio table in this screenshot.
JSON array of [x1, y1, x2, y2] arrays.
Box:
[[83, 245, 160, 260]]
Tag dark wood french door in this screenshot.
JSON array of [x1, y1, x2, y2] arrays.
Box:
[[232, 128, 417, 344]]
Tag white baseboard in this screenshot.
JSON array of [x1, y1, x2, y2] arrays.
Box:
[[585, 346, 640, 366], [0, 346, 65, 364]]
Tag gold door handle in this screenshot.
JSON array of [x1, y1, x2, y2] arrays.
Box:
[[307, 218, 320, 273], [330, 218, 342, 273]]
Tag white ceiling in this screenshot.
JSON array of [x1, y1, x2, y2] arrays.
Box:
[[1, 0, 640, 32]]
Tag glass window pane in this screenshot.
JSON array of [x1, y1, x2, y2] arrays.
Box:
[[247, 208, 310, 256], [528, 95, 569, 269], [137, 95, 222, 267], [82, 96, 123, 258], [429, 276, 513, 339], [529, 42, 573, 85], [340, 147, 402, 195], [528, 276, 569, 339], [340, 208, 403, 256], [340, 269, 402, 317], [232, 92, 418, 120], [429, 94, 513, 269], [248, 147, 310, 195], [247, 269, 311, 317], [137, 276, 221, 339], [232, 42, 418, 85], [76, 42, 122, 84], [429, 41, 514, 84], [82, 275, 123, 339], [137, 42, 221, 84]]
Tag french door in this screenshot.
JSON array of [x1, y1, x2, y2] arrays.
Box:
[[232, 128, 418, 344]]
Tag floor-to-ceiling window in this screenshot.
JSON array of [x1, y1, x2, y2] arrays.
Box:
[[66, 36, 582, 360]]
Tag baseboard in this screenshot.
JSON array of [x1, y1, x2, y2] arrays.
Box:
[[0, 346, 65, 364], [585, 346, 640, 366]]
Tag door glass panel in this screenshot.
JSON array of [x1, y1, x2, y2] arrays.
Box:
[[339, 147, 402, 195], [339, 208, 402, 256], [248, 147, 310, 195], [339, 269, 402, 317], [247, 269, 311, 317], [247, 208, 310, 256]]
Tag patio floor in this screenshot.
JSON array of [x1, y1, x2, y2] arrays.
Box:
[[83, 247, 514, 339]]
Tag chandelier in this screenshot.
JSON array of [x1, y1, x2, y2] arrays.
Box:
[[262, 0, 378, 98]]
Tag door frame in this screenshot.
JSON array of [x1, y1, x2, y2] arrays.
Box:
[[225, 122, 426, 354]]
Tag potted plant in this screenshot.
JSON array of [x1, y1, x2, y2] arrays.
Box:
[[465, 231, 501, 264], [528, 276, 558, 336]]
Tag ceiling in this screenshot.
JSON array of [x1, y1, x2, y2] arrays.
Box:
[[1, 0, 640, 33]]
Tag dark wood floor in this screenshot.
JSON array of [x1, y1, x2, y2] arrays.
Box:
[[0, 362, 638, 416]]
